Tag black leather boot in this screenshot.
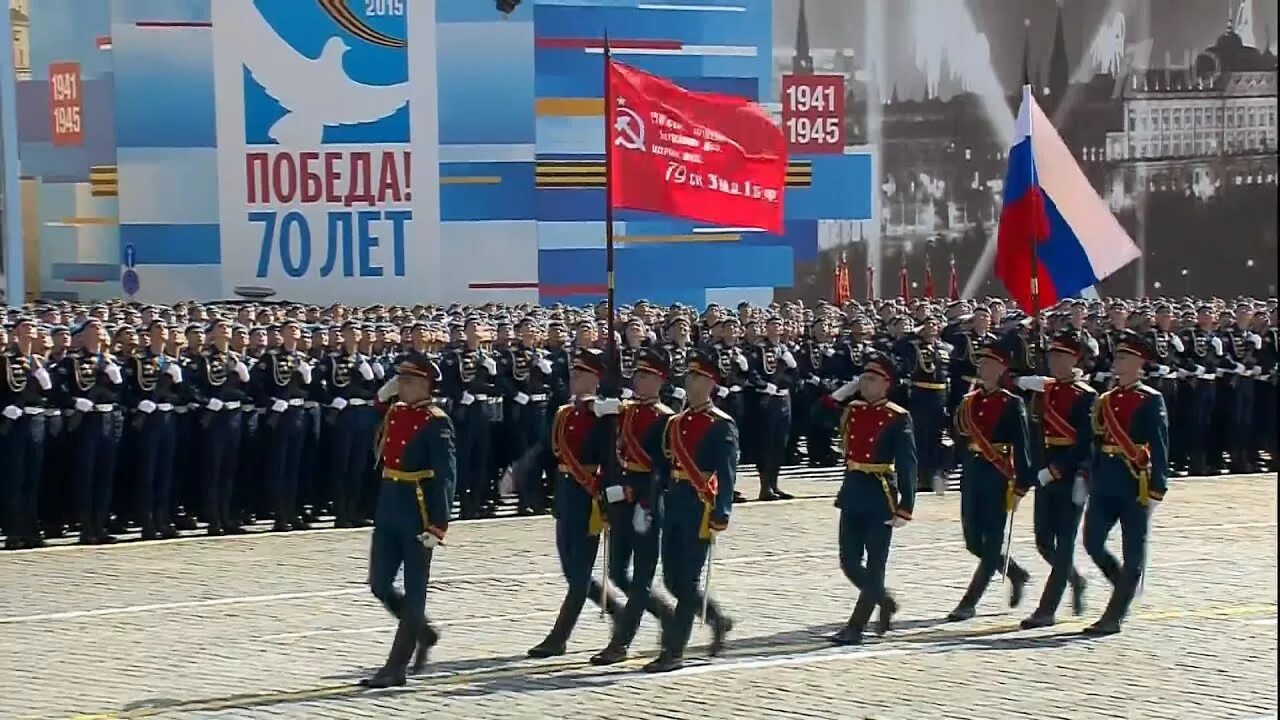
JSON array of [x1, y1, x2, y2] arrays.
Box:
[[947, 564, 993, 621], [361, 620, 417, 688], [703, 597, 734, 656], [409, 622, 439, 674], [875, 591, 898, 636], [528, 587, 588, 658]]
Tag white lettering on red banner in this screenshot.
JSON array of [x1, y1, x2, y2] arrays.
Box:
[[49, 61, 83, 147], [781, 74, 844, 154]]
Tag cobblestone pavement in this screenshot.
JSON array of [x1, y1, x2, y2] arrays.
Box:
[[1, 474, 1275, 720]]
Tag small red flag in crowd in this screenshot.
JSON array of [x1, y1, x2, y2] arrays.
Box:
[[607, 61, 788, 234], [833, 251, 851, 306], [865, 265, 875, 302], [899, 262, 910, 301], [948, 255, 960, 300], [923, 260, 935, 299]]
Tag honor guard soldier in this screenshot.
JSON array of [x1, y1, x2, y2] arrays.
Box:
[[440, 315, 499, 519], [1081, 330, 1169, 636], [2, 317, 54, 549], [194, 319, 253, 535], [647, 349, 737, 673], [320, 320, 381, 527], [125, 319, 185, 540], [256, 318, 314, 532], [363, 352, 455, 688], [1012, 330, 1096, 627], [823, 352, 916, 645], [591, 349, 677, 666], [527, 348, 624, 659], [948, 336, 1034, 621], [60, 319, 126, 545]]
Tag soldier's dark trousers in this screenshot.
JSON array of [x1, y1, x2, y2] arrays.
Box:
[[534, 474, 617, 646], [606, 497, 667, 647], [455, 404, 490, 517], [756, 396, 792, 493], [266, 406, 306, 525], [74, 410, 123, 538], [40, 411, 70, 535], [658, 483, 726, 657], [910, 388, 946, 485], [238, 409, 263, 520], [1229, 377, 1255, 470], [203, 409, 243, 531], [329, 406, 379, 525], [1082, 491, 1150, 624], [369, 481, 434, 671], [170, 408, 196, 523], [957, 475, 1028, 606], [3, 413, 46, 543], [1031, 481, 1084, 615], [516, 400, 549, 511], [134, 410, 178, 532], [1187, 380, 1216, 473], [837, 504, 893, 614], [1256, 378, 1276, 464], [301, 404, 324, 516]]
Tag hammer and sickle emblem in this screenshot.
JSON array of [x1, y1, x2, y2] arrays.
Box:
[[614, 106, 646, 151]]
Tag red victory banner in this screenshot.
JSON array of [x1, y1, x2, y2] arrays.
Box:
[[607, 61, 787, 234], [833, 251, 851, 306], [780, 74, 844, 154], [899, 262, 910, 301]]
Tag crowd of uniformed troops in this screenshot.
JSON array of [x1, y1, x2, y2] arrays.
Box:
[[1, 294, 1276, 682]]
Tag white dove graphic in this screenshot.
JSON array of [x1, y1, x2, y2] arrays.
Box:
[[230, 0, 410, 146]]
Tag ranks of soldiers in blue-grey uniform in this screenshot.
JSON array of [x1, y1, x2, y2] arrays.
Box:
[[745, 315, 796, 501], [504, 316, 555, 515], [364, 351, 453, 688], [195, 318, 252, 535], [894, 314, 952, 493], [62, 318, 126, 545], [527, 348, 626, 660], [256, 318, 314, 532], [644, 349, 736, 674], [816, 352, 914, 645], [1010, 330, 1095, 628], [124, 319, 183, 540], [946, 335, 1034, 621], [1219, 302, 1264, 473], [1, 316, 53, 549], [794, 319, 840, 468], [1178, 304, 1225, 475], [440, 314, 501, 520], [618, 317, 647, 396], [658, 315, 692, 412], [1254, 310, 1278, 468], [322, 320, 382, 528], [589, 348, 679, 666], [1080, 329, 1170, 636]]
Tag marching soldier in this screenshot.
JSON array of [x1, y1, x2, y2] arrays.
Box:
[[746, 315, 797, 500], [1081, 330, 1169, 635], [256, 319, 314, 532], [2, 317, 54, 549], [320, 320, 381, 527], [363, 352, 455, 687], [822, 352, 916, 645], [193, 318, 252, 535], [1013, 330, 1095, 627], [646, 349, 736, 672], [527, 348, 624, 658], [60, 319, 126, 545], [591, 349, 677, 666], [125, 320, 184, 540], [947, 337, 1034, 621]]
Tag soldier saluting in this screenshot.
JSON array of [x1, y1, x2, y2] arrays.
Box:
[[1081, 330, 1169, 636], [362, 352, 455, 688]]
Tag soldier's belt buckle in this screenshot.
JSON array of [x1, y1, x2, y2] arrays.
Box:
[[43, 409, 58, 417], [529, 393, 548, 402], [224, 401, 242, 410], [157, 403, 174, 412], [287, 398, 304, 407], [93, 404, 114, 413], [473, 394, 489, 401], [303, 401, 319, 409], [22, 407, 43, 415], [348, 398, 368, 406], [730, 385, 742, 392]]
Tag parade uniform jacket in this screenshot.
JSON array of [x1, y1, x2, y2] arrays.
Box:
[[57, 350, 124, 408], [896, 335, 951, 394], [124, 349, 182, 408], [320, 350, 379, 404], [1, 351, 51, 410], [549, 397, 609, 535], [837, 399, 917, 522], [192, 348, 250, 405], [375, 400, 455, 542], [661, 403, 737, 536], [1090, 382, 1169, 506], [1038, 377, 1097, 482], [609, 398, 673, 507], [954, 387, 1035, 508], [254, 347, 312, 404]]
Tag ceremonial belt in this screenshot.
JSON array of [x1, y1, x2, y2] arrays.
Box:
[[1041, 382, 1077, 450], [912, 381, 947, 391], [1100, 392, 1153, 506], [960, 398, 1016, 510], [552, 407, 604, 535], [845, 461, 901, 514], [669, 425, 717, 540], [382, 469, 434, 538], [618, 406, 654, 474]]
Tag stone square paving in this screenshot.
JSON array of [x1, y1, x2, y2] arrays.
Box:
[[0, 474, 1275, 720]]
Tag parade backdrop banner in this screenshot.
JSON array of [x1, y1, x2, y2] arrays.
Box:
[[7, 0, 1278, 305]]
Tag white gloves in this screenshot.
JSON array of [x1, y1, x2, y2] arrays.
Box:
[[376, 377, 400, 403], [460, 391, 475, 406], [1250, 366, 1264, 377], [2, 406, 21, 420], [1037, 467, 1054, 486], [1092, 371, 1111, 382], [330, 397, 349, 410], [74, 398, 94, 413], [1211, 336, 1223, 355], [482, 357, 497, 375], [1016, 376, 1048, 392], [672, 387, 686, 400], [206, 398, 224, 412], [1233, 362, 1246, 375], [886, 516, 909, 529], [358, 361, 374, 381], [298, 362, 313, 385], [271, 399, 289, 413], [104, 361, 122, 384], [632, 505, 651, 534], [1169, 335, 1184, 353], [781, 350, 797, 369], [537, 358, 553, 374], [593, 398, 621, 416], [1072, 474, 1088, 506], [764, 382, 778, 395], [604, 485, 626, 503], [138, 400, 157, 414], [373, 362, 386, 380], [735, 354, 748, 371], [1154, 364, 1171, 376], [1249, 332, 1263, 349], [234, 360, 250, 382], [33, 367, 52, 390], [716, 385, 729, 398], [419, 532, 441, 549], [831, 378, 860, 402], [621, 388, 634, 399], [165, 362, 183, 383], [1147, 498, 1161, 514], [1193, 364, 1206, 376], [822, 346, 835, 357], [514, 392, 530, 405], [499, 467, 516, 495]]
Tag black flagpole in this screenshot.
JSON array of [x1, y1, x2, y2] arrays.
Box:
[[600, 29, 621, 618]]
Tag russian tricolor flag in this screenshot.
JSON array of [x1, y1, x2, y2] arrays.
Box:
[[996, 86, 1139, 312]]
